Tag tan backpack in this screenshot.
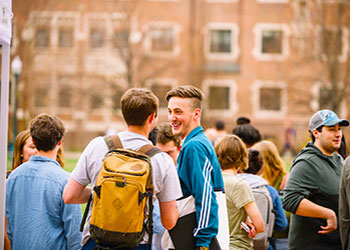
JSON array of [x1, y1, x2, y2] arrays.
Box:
[[81, 135, 161, 249]]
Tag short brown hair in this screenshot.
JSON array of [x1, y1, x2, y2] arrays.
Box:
[[214, 134, 248, 170], [166, 85, 203, 110], [121, 88, 159, 126], [30, 113, 65, 152], [156, 122, 181, 148]]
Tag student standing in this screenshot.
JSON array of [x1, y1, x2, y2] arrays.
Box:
[[63, 88, 182, 250], [283, 109, 349, 250], [166, 85, 228, 250], [6, 113, 82, 250]]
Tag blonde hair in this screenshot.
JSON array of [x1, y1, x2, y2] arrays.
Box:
[[252, 140, 287, 186], [215, 134, 248, 170]]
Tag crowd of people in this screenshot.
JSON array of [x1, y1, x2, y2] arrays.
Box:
[[3, 85, 350, 250]]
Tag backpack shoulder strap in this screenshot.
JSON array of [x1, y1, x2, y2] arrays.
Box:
[[104, 135, 123, 150], [138, 144, 162, 158]]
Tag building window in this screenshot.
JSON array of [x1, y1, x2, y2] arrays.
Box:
[[89, 93, 104, 110], [58, 85, 72, 108], [203, 79, 237, 115], [210, 30, 231, 53], [113, 30, 128, 49], [35, 27, 50, 48], [150, 27, 174, 52], [262, 30, 283, 54], [205, 23, 239, 60], [90, 29, 105, 48], [253, 81, 286, 117], [318, 27, 349, 62], [58, 29, 73, 48], [151, 83, 172, 108], [253, 23, 289, 61], [145, 79, 176, 109], [35, 87, 49, 107], [209, 86, 230, 110], [145, 23, 179, 57], [259, 87, 282, 111], [319, 86, 332, 110], [311, 82, 336, 111]]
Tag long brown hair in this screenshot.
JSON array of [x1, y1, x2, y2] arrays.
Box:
[[252, 140, 287, 187], [11, 130, 31, 171]]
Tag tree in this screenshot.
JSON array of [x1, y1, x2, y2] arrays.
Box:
[[290, 0, 350, 115]]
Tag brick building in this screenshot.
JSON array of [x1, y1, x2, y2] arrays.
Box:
[[9, 0, 350, 151]]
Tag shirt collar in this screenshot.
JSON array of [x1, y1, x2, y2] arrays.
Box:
[[29, 155, 61, 167]]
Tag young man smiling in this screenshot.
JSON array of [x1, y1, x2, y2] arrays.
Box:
[[283, 109, 349, 250], [166, 85, 228, 250]]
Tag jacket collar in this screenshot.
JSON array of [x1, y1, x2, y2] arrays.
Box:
[[183, 126, 203, 146]]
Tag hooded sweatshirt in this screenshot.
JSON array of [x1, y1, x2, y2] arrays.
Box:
[[283, 142, 342, 250]]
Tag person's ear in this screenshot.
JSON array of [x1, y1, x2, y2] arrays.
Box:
[[57, 140, 62, 146], [149, 113, 155, 123], [193, 109, 201, 120], [312, 129, 320, 139]]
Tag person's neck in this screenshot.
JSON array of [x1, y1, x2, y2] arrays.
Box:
[[127, 125, 149, 138], [37, 150, 57, 160], [314, 141, 334, 156], [182, 123, 200, 140], [222, 168, 238, 176]]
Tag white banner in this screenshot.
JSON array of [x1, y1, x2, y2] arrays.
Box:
[[0, 0, 12, 45]]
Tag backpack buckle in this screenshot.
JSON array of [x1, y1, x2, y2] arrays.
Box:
[[115, 177, 126, 188]]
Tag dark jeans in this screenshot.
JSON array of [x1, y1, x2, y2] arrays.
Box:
[[81, 238, 151, 250]]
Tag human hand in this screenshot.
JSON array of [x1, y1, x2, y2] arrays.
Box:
[[318, 209, 337, 234], [241, 221, 256, 238]]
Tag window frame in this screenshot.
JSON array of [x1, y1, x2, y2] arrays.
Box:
[[253, 23, 290, 61], [252, 80, 287, 117], [145, 78, 178, 112], [204, 22, 240, 61], [315, 26, 349, 63], [202, 79, 238, 116], [144, 22, 181, 58], [311, 81, 346, 113]]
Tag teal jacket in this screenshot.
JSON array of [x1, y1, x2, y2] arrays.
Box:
[[177, 126, 225, 247], [283, 142, 342, 250]]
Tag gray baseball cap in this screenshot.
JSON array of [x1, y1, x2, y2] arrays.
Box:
[[309, 109, 349, 131]]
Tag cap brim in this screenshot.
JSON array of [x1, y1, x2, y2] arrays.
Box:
[[324, 119, 349, 127]]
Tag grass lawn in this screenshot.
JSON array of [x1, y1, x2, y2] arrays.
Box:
[[63, 157, 79, 173], [62, 157, 88, 214]]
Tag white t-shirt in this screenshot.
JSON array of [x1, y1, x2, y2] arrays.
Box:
[[71, 131, 183, 245]]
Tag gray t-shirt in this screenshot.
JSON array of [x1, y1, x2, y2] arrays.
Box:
[[71, 131, 183, 245]]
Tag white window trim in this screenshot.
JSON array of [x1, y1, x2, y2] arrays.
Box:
[[145, 78, 178, 112], [202, 79, 238, 116], [204, 22, 240, 61], [311, 81, 346, 116], [143, 22, 181, 58], [315, 26, 349, 63], [253, 23, 290, 61], [252, 80, 287, 118]]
